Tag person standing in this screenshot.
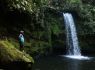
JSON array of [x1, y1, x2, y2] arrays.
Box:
[[19, 30, 24, 51]]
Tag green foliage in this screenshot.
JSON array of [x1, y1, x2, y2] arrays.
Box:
[[69, 0, 81, 3], [79, 4, 95, 33], [5, 0, 33, 12], [24, 40, 50, 55], [50, 18, 61, 35], [63, 0, 82, 11]]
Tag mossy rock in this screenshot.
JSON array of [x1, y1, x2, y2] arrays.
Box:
[[0, 40, 34, 64]]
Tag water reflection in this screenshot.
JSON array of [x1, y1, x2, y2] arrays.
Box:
[[66, 59, 81, 70], [33, 55, 95, 70]]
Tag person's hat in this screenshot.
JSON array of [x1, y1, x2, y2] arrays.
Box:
[[20, 30, 24, 33]]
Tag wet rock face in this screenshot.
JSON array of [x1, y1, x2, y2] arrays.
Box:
[[79, 34, 95, 54]]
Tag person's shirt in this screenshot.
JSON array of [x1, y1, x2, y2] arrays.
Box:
[[19, 34, 24, 43]]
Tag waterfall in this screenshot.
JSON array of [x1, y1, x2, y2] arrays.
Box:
[[62, 13, 90, 60], [63, 13, 81, 56]]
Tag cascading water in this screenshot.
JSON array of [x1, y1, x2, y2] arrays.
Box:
[[63, 13, 89, 60], [63, 13, 81, 55]]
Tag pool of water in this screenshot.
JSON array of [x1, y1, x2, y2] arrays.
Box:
[[32, 55, 95, 70]]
